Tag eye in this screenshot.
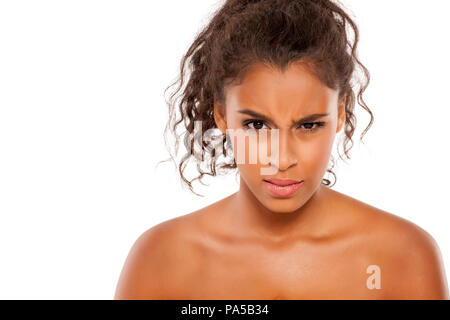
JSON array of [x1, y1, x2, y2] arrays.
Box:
[[242, 120, 269, 130], [299, 121, 326, 132]]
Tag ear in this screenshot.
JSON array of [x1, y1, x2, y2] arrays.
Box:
[[213, 95, 227, 134], [336, 96, 346, 133]]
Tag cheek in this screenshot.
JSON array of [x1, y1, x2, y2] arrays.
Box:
[[234, 149, 262, 191], [230, 132, 269, 167], [228, 131, 264, 183], [299, 133, 335, 171]]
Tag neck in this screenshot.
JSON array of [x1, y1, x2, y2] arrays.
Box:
[[230, 176, 331, 242]]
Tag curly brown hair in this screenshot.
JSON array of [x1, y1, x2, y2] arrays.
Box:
[[160, 0, 374, 196]]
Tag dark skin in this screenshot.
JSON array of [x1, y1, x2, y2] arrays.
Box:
[[115, 62, 449, 299]]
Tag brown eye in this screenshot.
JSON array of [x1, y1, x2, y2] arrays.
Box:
[[243, 120, 269, 130], [302, 123, 316, 130], [299, 121, 326, 132]]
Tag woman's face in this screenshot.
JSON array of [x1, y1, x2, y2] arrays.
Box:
[[214, 62, 346, 213]]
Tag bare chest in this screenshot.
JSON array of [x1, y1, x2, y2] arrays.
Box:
[[182, 241, 385, 299]]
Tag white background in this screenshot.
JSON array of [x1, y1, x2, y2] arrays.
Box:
[[0, 0, 449, 299]]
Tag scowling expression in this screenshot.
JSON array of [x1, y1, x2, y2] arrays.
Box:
[[214, 62, 346, 213]]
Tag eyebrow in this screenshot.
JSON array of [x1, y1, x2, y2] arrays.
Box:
[[237, 109, 330, 126]]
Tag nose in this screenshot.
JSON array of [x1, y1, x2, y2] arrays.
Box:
[[271, 129, 298, 172]]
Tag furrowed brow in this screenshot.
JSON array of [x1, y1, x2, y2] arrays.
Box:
[[237, 109, 329, 126], [237, 109, 273, 122]]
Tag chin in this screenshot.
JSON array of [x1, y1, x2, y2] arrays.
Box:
[[259, 195, 306, 213]]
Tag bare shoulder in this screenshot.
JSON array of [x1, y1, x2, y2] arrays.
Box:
[[114, 193, 235, 299], [329, 187, 449, 299], [114, 211, 205, 299]]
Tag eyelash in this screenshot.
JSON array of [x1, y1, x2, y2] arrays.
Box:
[[242, 119, 326, 133]]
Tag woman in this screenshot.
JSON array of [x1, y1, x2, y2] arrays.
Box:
[[115, 0, 449, 299]]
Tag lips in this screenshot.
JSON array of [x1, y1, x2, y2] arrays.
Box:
[[263, 178, 303, 186], [263, 179, 304, 197]]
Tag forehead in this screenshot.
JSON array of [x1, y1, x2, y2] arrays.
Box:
[[226, 62, 338, 115]]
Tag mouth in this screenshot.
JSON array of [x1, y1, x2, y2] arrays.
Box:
[[263, 178, 303, 186], [263, 178, 304, 198]]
